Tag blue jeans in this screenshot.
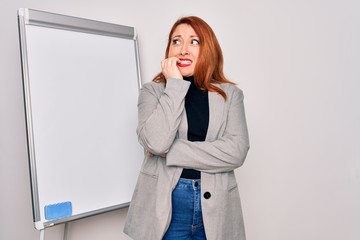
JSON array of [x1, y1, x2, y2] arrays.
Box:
[[162, 178, 207, 240]]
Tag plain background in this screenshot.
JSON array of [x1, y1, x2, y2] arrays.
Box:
[[1, 0, 359, 240]]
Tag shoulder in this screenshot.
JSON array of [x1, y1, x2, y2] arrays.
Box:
[[141, 78, 190, 95], [140, 81, 165, 96], [217, 82, 244, 100], [141, 81, 165, 91]]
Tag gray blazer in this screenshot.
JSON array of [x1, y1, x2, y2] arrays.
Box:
[[124, 78, 250, 240]]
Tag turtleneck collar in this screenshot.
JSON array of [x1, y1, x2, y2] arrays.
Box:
[[183, 75, 194, 83]]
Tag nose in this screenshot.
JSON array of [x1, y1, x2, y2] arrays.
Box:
[[180, 43, 189, 56]]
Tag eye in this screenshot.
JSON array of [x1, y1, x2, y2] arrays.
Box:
[[172, 38, 181, 45], [191, 39, 200, 45]]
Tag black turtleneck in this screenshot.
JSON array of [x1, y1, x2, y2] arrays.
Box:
[[180, 76, 209, 179]]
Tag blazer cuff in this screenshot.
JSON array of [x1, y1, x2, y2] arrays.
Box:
[[165, 78, 190, 94]]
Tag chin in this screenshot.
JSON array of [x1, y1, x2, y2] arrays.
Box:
[[181, 72, 194, 77]]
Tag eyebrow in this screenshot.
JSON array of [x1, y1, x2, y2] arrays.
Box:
[[172, 34, 199, 38]]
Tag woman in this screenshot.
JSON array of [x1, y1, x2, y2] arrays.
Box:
[[124, 16, 249, 240]]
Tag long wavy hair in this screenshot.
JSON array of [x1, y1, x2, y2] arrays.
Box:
[[153, 16, 234, 100]]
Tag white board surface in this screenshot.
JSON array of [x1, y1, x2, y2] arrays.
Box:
[[18, 9, 143, 229]]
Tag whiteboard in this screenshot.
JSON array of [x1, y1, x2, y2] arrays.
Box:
[[18, 8, 143, 230]]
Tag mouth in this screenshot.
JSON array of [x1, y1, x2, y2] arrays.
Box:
[[177, 58, 192, 67]]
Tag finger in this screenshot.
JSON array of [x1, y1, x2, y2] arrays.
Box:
[[169, 57, 180, 66], [162, 57, 178, 68], [161, 57, 182, 79]]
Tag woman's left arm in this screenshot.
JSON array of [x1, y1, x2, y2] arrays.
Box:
[[166, 87, 250, 173]]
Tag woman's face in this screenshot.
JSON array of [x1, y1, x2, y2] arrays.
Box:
[[168, 24, 200, 77]]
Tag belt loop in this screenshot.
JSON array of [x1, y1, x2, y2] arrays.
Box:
[[193, 179, 200, 189]]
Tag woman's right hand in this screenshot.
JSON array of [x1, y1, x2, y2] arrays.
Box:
[[147, 151, 167, 158], [161, 57, 183, 80]]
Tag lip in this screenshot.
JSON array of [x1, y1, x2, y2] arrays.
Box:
[[177, 58, 192, 67]]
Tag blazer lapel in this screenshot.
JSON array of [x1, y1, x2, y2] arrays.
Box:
[[206, 91, 226, 141]]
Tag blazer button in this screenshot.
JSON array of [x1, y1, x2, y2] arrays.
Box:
[[203, 192, 211, 199]]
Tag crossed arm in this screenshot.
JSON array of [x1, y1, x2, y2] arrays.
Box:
[[137, 79, 249, 173]]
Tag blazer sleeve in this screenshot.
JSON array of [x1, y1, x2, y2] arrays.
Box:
[[166, 88, 250, 173], [136, 78, 190, 155]]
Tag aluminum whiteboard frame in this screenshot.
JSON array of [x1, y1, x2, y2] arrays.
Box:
[[17, 8, 142, 230]]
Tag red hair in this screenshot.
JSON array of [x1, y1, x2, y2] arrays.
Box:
[[153, 16, 234, 100]]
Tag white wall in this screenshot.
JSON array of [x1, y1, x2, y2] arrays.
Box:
[[1, 0, 359, 240]]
